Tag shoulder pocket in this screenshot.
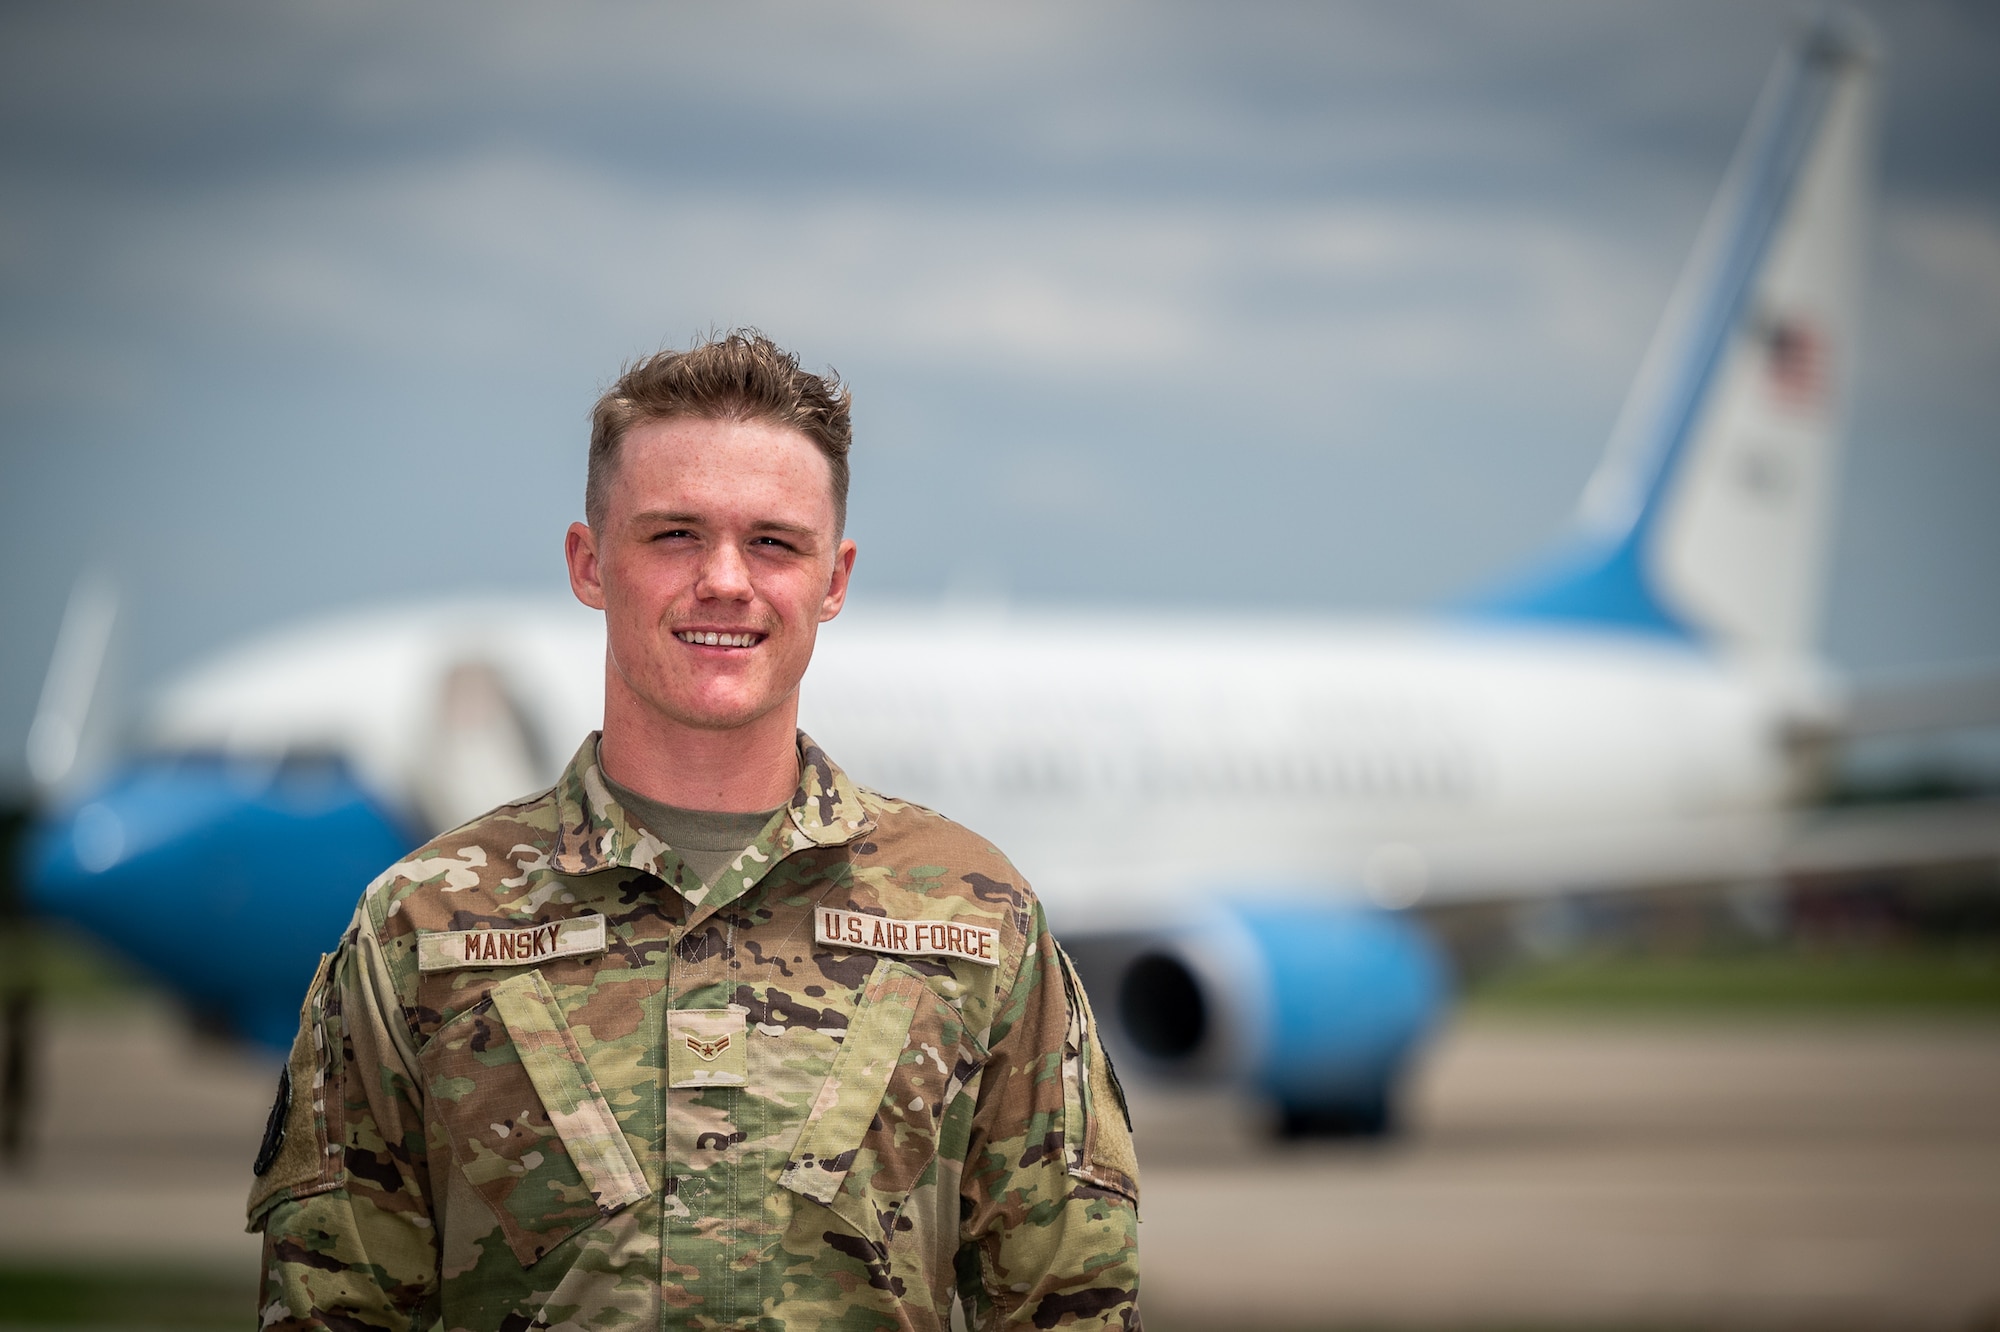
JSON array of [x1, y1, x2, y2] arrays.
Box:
[[1056, 945, 1139, 1204], [423, 968, 650, 1266], [246, 951, 346, 1229], [779, 957, 985, 1240]]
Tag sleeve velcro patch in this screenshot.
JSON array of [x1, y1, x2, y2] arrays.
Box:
[[246, 952, 347, 1228], [1054, 944, 1140, 1204]]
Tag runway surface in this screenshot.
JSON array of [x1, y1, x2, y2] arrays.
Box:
[[2, 1003, 1996, 1330], [1135, 1019, 2000, 1330]]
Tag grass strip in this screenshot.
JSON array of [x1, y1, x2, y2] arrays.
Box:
[[0, 1265, 253, 1330], [1467, 947, 2000, 1015]]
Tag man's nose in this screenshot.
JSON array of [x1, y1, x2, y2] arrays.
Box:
[[695, 541, 754, 600]]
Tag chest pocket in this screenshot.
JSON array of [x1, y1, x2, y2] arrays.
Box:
[[778, 957, 985, 1241], [423, 968, 650, 1266]]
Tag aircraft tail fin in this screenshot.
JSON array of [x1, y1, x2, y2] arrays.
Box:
[[25, 573, 120, 798], [1472, 17, 1876, 661]]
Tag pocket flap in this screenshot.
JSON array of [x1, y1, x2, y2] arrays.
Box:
[[426, 968, 650, 1265], [778, 960, 929, 1208], [486, 970, 651, 1214]]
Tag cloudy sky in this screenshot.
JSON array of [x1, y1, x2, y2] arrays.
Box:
[[2, 0, 1997, 791]]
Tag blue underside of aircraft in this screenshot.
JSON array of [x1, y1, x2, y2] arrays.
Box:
[[26, 756, 418, 1051], [28, 753, 1453, 1112]]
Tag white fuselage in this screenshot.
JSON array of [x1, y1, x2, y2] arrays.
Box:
[[805, 608, 1814, 927], [145, 598, 1824, 933]]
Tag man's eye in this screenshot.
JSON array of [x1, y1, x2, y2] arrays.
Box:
[[651, 529, 696, 542]]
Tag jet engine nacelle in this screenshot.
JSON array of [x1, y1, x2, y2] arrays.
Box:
[[1063, 901, 1449, 1136]]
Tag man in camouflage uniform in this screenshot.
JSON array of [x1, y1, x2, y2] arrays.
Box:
[[248, 331, 1141, 1330]]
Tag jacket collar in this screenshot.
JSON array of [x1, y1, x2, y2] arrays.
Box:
[[549, 730, 875, 910]]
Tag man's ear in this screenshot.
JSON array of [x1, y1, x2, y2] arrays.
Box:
[[819, 538, 857, 622], [566, 522, 607, 611]]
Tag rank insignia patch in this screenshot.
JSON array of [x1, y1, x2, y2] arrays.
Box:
[[668, 1010, 747, 1087], [685, 1033, 731, 1061]]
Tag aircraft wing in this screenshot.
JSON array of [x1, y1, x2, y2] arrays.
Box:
[[1781, 796, 2000, 877], [1843, 670, 2000, 736], [1365, 797, 2000, 906]]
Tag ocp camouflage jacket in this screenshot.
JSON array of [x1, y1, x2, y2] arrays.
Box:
[[248, 733, 1140, 1331]]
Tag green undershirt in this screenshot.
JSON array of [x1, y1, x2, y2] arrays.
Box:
[[601, 773, 785, 890]]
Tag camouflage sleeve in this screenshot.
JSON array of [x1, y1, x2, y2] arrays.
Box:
[[248, 902, 440, 1330], [958, 901, 1141, 1329]]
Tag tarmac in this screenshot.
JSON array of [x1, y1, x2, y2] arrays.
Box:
[[2, 1002, 1997, 1330], [1136, 1019, 2000, 1330]]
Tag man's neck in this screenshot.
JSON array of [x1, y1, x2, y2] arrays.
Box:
[[597, 687, 801, 814]]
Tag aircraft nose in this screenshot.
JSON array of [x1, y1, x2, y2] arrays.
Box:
[[26, 754, 417, 1049]]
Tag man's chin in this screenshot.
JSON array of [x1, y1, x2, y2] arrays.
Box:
[[658, 688, 788, 735]]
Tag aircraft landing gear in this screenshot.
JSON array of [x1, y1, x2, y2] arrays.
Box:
[[1274, 1091, 1397, 1139]]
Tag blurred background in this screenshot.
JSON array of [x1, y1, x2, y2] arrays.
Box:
[[1, 2, 1996, 1329]]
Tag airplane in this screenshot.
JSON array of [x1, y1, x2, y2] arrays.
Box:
[[23, 18, 1986, 1136]]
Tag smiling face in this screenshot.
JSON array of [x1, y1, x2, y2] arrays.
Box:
[[566, 415, 856, 744]]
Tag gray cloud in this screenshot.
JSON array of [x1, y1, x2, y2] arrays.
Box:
[[2, 0, 1996, 791]]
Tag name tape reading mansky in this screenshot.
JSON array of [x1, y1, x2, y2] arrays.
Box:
[[415, 911, 995, 973], [814, 907, 1000, 967], [417, 915, 608, 973]]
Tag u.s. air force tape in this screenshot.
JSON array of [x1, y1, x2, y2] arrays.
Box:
[[814, 907, 1000, 967], [417, 915, 608, 973]]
